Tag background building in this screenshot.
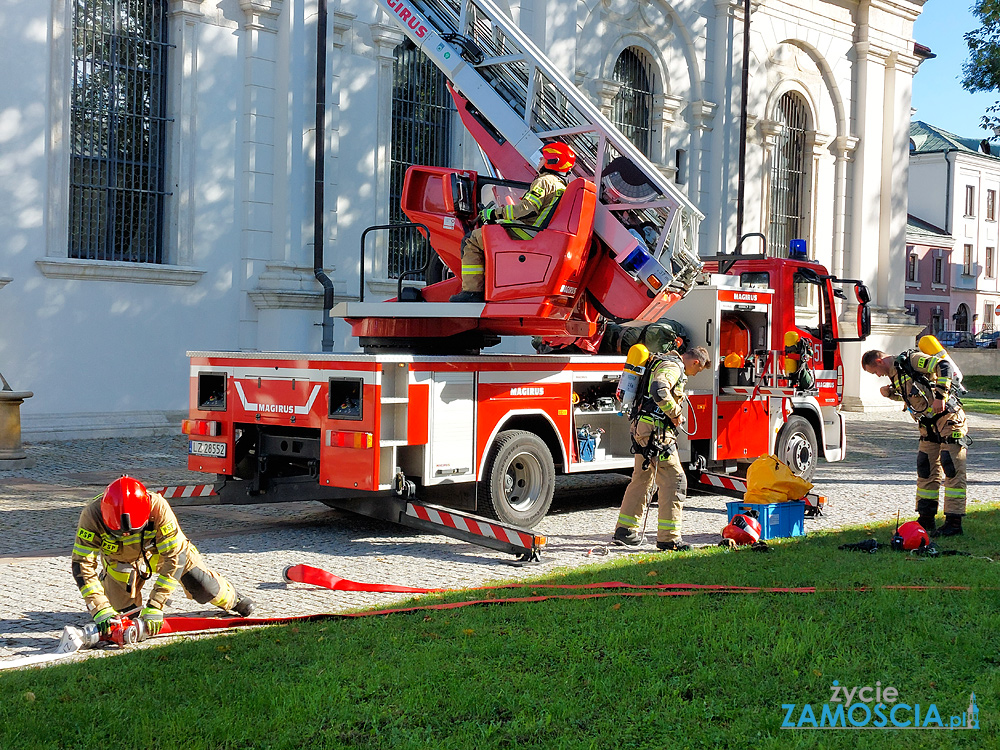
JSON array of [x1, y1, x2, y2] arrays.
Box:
[[1, 0, 926, 439], [908, 120, 1000, 339], [904, 214, 953, 337]]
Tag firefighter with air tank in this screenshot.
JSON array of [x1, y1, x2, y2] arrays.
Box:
[[72, 476, 255, 639], [862, 337, 970, 537], [612, 345, 712, 551]]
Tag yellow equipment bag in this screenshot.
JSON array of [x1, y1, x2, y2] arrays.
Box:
[[743, 454, 813, 504]]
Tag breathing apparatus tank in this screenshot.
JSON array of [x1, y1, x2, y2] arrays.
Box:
[[918, 335, 966, 393], [616, 344, 650, 412]]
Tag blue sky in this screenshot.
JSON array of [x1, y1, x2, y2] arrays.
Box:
[[912, 1, 998, 139]]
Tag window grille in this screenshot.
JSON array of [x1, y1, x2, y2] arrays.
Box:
[[610, 48, 654, 158], [69, 0, 169, 263], [388, 43, 453, 279], [767, 93, 808, 257]]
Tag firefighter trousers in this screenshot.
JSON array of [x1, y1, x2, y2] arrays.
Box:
[[98, 543, 239, 614], [915, 409, 968, 516], [459, 231, 485, 293], [616, 421, 686, 543]]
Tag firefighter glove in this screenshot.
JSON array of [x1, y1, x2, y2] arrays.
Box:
[[140, 606, 164, 636], [93, 606, 120, 637], [478, 206, 496, 225]]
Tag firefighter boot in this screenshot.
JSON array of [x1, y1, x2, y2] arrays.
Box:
[[232, 593, 256, 617], [656, 540, 691, 552], [916, 499, 938, 534], [449, 290, 485, 303], [931, 514, 964, 538], [612, 527, 642, 547]]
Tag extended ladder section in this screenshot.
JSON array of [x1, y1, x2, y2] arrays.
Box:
[[374, 0, 704, 298]]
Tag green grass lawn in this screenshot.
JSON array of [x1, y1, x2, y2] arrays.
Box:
[[4, 507, 1000, 749], [961, 375, 1000, 414]]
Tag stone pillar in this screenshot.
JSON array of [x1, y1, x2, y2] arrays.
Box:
[[0, 373, 34, 469], [238, 0, 283, 350]]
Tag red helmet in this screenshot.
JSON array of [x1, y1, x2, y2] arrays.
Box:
[[891, 520, 930, 551], [540, 142, 576, 173], [101, 476, 152, 535], [722, 514, 762, 546]]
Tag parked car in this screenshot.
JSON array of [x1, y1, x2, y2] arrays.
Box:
[[936, 330, 976, 348], [975, 330, 1000, 349]]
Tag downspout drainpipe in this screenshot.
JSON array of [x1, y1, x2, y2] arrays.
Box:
[[313, 0, 336, 352], [734, 0, 751, 250]]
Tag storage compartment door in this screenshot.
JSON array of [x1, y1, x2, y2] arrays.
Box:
[[716, 399, 769, 460], [426, 373, 476, 484]]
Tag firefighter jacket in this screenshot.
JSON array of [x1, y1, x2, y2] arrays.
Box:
[[886, 350, 961, 421], [499, 172, 566, 229], [634, 352, 687, 442], [71, 492, 186, 614]]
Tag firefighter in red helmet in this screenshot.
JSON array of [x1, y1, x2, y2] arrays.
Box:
[[71, 476, 255, 637], [450, 141, 577, 303]]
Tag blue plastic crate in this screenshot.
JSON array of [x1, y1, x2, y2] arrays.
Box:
[[726, 500, 806, 540]]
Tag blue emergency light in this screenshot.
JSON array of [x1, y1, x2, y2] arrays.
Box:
[[788, 239, 808, 260]]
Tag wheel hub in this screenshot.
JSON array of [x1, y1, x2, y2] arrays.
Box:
[[784, 433, 815, 474], [503, 452, 543, 511]]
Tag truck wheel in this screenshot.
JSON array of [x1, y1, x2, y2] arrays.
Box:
[[776, 415, 818, 481], [480, 430, 555, 528]]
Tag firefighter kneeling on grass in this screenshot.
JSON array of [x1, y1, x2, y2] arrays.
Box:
[[612, 346, 712, 551], [72, 476, 255, 638]]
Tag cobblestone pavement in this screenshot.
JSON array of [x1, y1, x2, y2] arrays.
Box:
[[2, 410, 998, 667]]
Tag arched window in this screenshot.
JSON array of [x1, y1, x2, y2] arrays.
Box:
[[69, 0, 169, 263], [955, 303, 970, 332], [389, 42, 453, 279], [768, 92, 809, 257], [611, 48, 654, 158]]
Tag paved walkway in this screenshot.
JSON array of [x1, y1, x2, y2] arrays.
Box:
[[2, 410, 998, 667]]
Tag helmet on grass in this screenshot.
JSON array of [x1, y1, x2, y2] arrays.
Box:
[[891, 520, 930, 551], [722, 514, 762, 546]]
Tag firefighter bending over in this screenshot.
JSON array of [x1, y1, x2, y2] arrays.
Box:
[[449, 141, 577, 303], [612, 346, 712, 551], [72, 476, 256, 638], [862, 348, 970, 537]]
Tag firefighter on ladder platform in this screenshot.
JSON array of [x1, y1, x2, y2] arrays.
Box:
[[862, 348, 970, 537], [71, 476, 256, 638], [449, 141, 577, 303], [612, 346, 712, 551]]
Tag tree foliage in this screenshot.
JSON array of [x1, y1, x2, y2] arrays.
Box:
[[961, 0, 1000, 131]]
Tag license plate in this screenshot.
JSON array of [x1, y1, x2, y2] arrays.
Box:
[[189, 440, 227, 458]]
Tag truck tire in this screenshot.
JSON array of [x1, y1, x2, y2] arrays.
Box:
[[480, 430, 555, 528], [776, 415, 818, 481]]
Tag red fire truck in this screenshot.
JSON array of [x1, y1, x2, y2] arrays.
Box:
[[174, 0, 870, 560]]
